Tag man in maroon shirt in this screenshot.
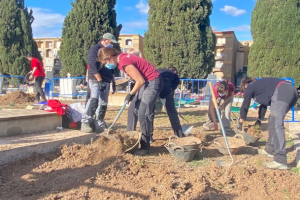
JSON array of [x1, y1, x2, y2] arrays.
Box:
[[27, 53, 46, 103]]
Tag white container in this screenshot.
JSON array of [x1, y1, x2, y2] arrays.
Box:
[[59, 78, 76, 98]]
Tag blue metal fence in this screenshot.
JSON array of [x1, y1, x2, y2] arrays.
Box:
[[0, 75, 26, 94]]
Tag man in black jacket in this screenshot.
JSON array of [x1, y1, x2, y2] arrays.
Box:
[[81, 33, 117, 133]]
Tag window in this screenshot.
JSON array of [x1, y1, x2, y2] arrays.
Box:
[[54, 49, 58, 58], [125, 39, 133, 46], [217, 38, 226, 45], [39, 50, 43, 58], [46, 50, 53, 58], [215, 61, 224, 69]]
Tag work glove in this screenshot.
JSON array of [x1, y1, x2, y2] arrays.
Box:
[[112, 82, 116, 94], [237, 122, 243, 131], [254, 119, 261, 127], [124, 93, 135, 103], [98, 81, 106, 91]]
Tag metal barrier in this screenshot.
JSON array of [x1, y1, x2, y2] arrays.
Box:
[[0, 75, 27, 94], [49, 76, 130, 99], [176, 79, 221, 105]]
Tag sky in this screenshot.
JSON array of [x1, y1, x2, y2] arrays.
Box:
[[25, 0, 257, 41]]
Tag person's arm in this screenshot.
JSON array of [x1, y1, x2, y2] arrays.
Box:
[[88, 47, 102, 81], [32, 67, 37, 74], [172, 74, 180, 91], [124, 65, 145, 95], [239, 90, 252, 122]]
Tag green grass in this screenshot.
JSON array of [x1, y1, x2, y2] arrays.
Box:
[[188, 158, 210, 168], [290, 167, 299, 174], [255, 159, 263, 166], [9, 102, 15, 107], [282, 189, 291, 200], [286, 137, 294, 148]]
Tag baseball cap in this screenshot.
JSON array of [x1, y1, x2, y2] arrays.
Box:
[[103, 33, 118, 43]]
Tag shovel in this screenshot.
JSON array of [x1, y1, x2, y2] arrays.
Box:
[[208, 82, 234, 167]]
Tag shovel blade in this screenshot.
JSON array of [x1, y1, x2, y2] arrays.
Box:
[[182, 124, 193, 135]]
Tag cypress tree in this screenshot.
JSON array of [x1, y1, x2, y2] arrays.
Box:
[[0, 0, 41, 76], [249, 0, 300, 84], [59, 0, 122, 77], [143, 0, 216, 79]]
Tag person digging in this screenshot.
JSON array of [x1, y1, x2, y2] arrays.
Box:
[[26, 53, 47, 103], [238, 77, 298, 170], [203, 80, 235, 136]]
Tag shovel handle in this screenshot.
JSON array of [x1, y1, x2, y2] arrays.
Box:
[[208, 82, 218, 109]]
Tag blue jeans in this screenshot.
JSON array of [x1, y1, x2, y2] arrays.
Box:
[[82, 80, 110, 130]]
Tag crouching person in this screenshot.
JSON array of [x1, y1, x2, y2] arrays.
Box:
[[203, 80, 235, 136], [98, 47, 163, 156]]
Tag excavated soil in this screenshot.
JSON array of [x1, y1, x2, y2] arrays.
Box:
[[0, 91, 35, 105], [214, 137, 246, 149], [246, 126, 263, 138], [0, 107, 299, 200]]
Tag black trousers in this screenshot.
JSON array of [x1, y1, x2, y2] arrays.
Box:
[[35, 76, 45, 101]]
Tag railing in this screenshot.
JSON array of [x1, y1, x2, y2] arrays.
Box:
[[49, 76, 130, 99], [0, 75, 27, 94]]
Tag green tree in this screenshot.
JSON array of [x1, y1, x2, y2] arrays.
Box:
[[0, 0, 41, 76], [143, 0, 216, 79], [249, 0, 300, 84], [59, 0, 122, 77]]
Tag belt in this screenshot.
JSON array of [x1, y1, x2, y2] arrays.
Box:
[[276, 81, 290, 88]]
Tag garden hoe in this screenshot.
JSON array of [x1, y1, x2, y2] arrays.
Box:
[[208, 82, 234, 167]]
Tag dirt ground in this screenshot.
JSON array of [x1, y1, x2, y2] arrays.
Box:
[[0, 106, 300, 200], [0, 91, 35, 107]]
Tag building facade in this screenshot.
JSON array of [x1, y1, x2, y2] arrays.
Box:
[[34, 38, 62, 77], [212, 31, 253, 85], [118, 34, 144, 56]]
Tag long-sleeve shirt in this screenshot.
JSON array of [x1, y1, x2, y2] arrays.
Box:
[[158, 69, 180, 98], [240, 78, 282, 120], [87, 42, 113, 83]]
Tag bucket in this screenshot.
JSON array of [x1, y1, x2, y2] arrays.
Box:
[[165, 143, 198, 162], [169, 135, 201, 151], [214, 134, 245, 155], [234, 130, 261, 145]]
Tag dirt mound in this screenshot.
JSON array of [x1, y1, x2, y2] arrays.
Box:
[[246, 126, 262, 137], [0, 91, 35, 105]]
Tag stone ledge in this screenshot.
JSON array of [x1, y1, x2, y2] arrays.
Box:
[[0, 130, 96, 165]]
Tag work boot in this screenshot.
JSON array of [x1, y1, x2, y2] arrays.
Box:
[[95, 126, 105, 134], [262, 161, 288, 170], [258, 149, 274, 158], [81, 122, 93, 133], [203, 122, 215, 131], [134, 149, 150, 156]]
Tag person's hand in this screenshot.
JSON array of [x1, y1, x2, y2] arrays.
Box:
[[214, 122, 218, 130], [98, 81, 106, 91], [237, 119, 243, 131], [124, 93, 135, 103], [219, 103, 225, 111], [29, 74, 34, 80], [112, 82, 116, 94], [254, 119, 261, 127], [29, 71, 33, 74]]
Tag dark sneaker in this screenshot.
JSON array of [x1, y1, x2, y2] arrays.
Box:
[[263, 161, 288, 170], [134, 149, 150, 156], [95, 126, 105, 134], [81, 123, 93, 133]]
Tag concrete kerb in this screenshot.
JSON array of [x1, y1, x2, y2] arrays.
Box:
[[288, 122, 300, 174]]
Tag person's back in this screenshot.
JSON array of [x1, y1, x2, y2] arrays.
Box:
[[157, 68, 180, 98]]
